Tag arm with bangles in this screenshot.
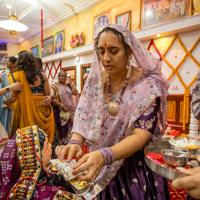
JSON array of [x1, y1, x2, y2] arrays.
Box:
[[3, 82, 21, 105], [69, 82, 78, 96], [56, 128, 152, 182], [50, 87, 69, 112]]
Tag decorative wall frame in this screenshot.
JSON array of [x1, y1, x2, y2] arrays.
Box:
[[31, 45, 39, 57], [0, 54, 7, 65], [116, 10, 131, 30], [0, 43, 7, 51], [41, 36, 54, 57], [93, 11, 111, 38], [55, 30, 65, 54], [142, 0, 191, 29], [81, 63, 91, 91]]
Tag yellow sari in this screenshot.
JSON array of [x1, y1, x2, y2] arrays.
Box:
[[9, 70, 54, 144]]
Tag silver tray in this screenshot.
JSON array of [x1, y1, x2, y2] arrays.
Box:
[[144, 141, 187, 181]]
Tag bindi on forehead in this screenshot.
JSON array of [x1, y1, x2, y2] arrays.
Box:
[[105, 43, 107, 46]]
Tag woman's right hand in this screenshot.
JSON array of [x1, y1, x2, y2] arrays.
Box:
[[10, 82, 22, 91], [55, 143, 83, 162]]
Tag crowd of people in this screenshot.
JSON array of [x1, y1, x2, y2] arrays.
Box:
[[0, 24, 200, 200]]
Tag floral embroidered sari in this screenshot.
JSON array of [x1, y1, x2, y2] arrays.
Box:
[[71, 24, 170, 199]]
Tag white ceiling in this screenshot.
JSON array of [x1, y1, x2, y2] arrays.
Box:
[[0, 0, 104, 44]]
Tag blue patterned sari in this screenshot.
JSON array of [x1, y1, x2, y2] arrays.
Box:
[[0, 72, 12, 135]]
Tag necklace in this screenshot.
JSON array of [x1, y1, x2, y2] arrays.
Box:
[[107, 69, 131, 119]]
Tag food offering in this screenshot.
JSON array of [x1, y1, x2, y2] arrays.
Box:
[[51, 159, 99, 199], [144, 140, 200, 181]]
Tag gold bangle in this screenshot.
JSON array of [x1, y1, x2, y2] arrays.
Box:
[[61, 103, 63, 108]]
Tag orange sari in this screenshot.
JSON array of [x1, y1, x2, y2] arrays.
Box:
[[9, 70, 54, 144]]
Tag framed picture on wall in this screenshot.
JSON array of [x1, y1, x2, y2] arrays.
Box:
[[116, 11, 131, 30], [0, 54, 7, 65], [142, 0, 191, 29], [41, 36, 54, 57], [31, 45, 39, 57], [93, 11, 111, 38], [55, 30, 65, 54], [0, 43, 7, 51]]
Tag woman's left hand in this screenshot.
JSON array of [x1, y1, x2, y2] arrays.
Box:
[[42, 96, 52, 106], [72, 151, 104, 183]]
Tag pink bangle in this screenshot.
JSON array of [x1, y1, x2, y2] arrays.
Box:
[[68, 139, 82, 147], [99, 148, 114, 165]]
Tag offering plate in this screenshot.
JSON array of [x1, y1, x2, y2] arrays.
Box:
[[144, 141, 187, 181]]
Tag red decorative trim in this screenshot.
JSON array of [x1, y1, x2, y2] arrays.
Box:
[[6, 177, 47, 200], [43, 60, 62, 80], [0, 137, 8, 143], [147, 39, 162, 61], [41, 9, 43, 48]]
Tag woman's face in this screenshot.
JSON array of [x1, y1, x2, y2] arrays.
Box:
[[5, 59, 11, 69], [97, 31, 128, 76], [59, 72, 67, 83], [41, 137, 52, 166]]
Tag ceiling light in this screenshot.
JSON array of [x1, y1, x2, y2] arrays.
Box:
[[157, 34, 160, 37], [0, 0, 28, 34], [61, 1, 64, 4], [6, 4, 12, 9], [0, 16, 28, 32]]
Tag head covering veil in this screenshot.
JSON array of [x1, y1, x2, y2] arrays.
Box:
[[0, 126, 45, 200], [72, 24, 169, 191]]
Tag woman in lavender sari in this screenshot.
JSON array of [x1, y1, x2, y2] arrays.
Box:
[[56, 25, 170, 200], [51, 71, 78, 144]]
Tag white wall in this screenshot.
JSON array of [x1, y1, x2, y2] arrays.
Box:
[[43, 53, 94, 93], [43, 28, 200, 95], [142, 28, 200, 94]]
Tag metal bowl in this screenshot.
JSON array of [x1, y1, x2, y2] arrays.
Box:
[[161, 149, 189, 167], [144, 141, 188, 181], [169, 138, 200, 156]]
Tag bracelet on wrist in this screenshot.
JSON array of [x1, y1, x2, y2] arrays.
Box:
[[99, 148, 114, 166], [68, 139, 82, 147], [5, 86, 11, 92], [61, 103, 63, 108], [50, 95, 55, 100]]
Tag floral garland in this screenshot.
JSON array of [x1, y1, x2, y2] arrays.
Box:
[[161, 34, 200, 130]]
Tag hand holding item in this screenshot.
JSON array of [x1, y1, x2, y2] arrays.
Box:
[[172, 167, 200, 199], [55, 143, 83, 161], [42, 96, 52, 106], [72, 151, 104, 183], [194, 135, 200, 141], [67, 76, 72, 84], [10, 82, 22, 91], [62, 105, 69, 112]]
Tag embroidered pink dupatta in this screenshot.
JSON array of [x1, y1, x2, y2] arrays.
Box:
[[72, 24, 169, 191]]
